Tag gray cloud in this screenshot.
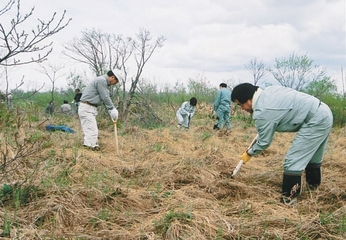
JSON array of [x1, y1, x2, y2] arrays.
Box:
[[1, 0, 345, 90]]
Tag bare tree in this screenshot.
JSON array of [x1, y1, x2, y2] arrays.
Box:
[[245, 57, 269, 85], [63, 28, 165, 121], [63, 28, 122, 76], [0, 0, 72, 66], [38, 63, 64, 100], [121, 29, 165, 119], [269, 52, 326, 91]]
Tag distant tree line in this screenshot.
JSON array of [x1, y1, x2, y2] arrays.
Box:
[[0, 0, 345, 127]]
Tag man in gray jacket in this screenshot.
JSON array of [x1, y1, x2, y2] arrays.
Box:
[[231, 83, 333, 205], [78, 70, 119, 150]]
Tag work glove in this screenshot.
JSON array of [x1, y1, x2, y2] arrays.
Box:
[[108, 108, 118, 121], [240, 151, 252, 164]]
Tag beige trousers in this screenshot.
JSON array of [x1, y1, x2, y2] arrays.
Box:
[[78, 103, 99, 147]]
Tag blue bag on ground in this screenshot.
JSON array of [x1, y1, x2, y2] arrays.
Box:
[[45, 124, 76, 133]]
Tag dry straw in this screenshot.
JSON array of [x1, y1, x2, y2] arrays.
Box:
[[1, 110, 346, 239]]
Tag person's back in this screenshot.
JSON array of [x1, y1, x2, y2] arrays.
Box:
[[60, 100, 72, 115], [254, 86, 321, 132], [213, 83, 232, 130], [214, 87, 231, 111]]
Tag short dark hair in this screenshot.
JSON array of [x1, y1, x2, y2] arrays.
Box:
[[107, 70, 119, 82], [231, 83, 259, 103], [219, 83, 227, 88], [190, 97, 197, 106], [63, 100, 68, 104]]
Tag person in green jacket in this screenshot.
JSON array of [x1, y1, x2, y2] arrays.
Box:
[[231, 83, 333, 205], [213, 83, 232, 130]]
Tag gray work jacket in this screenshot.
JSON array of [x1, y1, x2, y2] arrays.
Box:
[[248, 86, 321, 156], [214, 87, 231, 112], [80, 75, 115, 110], [178, 101, 195, 117]]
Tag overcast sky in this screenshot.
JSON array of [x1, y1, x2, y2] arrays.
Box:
[[1, 0, 346, 91]]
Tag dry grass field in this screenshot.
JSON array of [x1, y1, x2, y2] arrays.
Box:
[[1, 102, 346, 239]]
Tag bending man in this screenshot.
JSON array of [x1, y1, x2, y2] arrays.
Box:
[[231, 83, 333, 204], [78, 70, 119, 150]]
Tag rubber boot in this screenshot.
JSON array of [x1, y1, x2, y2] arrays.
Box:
[[280, 174, 302, 205], [305, 163, 321, 190]]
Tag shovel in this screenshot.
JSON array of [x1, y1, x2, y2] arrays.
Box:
[[231, 134, 258, 177]]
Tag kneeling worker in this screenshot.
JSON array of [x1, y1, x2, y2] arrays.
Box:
[[176, 97, 197, 129]]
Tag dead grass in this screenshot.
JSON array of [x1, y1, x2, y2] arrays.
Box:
[[1, 109, 346, 240]]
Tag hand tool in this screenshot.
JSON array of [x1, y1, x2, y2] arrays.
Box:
[[112, 119, 119, 155], [231, 134, 258, 177]]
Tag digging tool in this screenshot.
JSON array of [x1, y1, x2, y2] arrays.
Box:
[[231, 134, 258, 177], [112, 119, 119, 155]]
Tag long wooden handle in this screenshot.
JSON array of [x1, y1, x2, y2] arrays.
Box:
[[113, 121, 119, 155], [232, 160, 244, 176], [231, 134, 258, 177]]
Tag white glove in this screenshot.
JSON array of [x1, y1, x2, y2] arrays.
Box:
[[108, 108, 118, 121]]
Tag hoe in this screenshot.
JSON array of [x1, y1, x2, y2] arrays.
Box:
[[231, 134, 258, 177]]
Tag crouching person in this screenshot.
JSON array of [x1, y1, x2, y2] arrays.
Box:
[[231, 83, 333, 205], [176, 97, 197, 129]]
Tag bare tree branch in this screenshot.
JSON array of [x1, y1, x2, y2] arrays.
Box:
[[63, 28, 165, 121], [63, 29, 121, 76], [0, 0, 72, 66], [124, 29, 165, 119], [37, 63, 65, 100], [245, 57, 269, 85]]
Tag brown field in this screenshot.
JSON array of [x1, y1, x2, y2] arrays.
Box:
[[1, 102, 346, 239]]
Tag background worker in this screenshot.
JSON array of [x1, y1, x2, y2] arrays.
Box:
[[45, 100, 55, 116], [78, 70, 119, 150], [213, 83, 231, 130], [7, 93, 13, 109], [231, 83, 333, 205], [176, 97, 197, 129], [71, 88, 82, 113], [60, 100, 72, 115]]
